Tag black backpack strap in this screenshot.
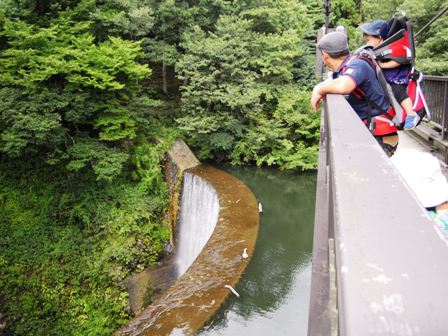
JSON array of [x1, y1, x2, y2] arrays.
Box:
[[366, 101, 374, 131], [354, 50, 404, 121], [365, 96, 392, 118], [340, 53, 395, 130]]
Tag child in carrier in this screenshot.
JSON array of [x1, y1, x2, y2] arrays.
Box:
[[359, 19, 419, 129]]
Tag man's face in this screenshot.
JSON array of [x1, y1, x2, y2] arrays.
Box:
[[321, 51, 335, 71]]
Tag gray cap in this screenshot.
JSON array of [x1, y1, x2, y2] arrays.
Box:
[[317, 31, 349, 53]]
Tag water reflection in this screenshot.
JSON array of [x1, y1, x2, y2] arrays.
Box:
[[200, 165, 316, 336]]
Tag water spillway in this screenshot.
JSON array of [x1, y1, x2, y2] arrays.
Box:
[[175, 172, 219, 276], [116, 164, 259, 336]]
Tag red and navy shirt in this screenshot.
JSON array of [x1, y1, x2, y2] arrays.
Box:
[[333, 55, 390, 120]]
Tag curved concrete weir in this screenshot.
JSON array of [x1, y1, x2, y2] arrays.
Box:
[[116, 164, 259, 336]]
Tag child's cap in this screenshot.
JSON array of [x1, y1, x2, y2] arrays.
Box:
[[359, 19, 389, 39]]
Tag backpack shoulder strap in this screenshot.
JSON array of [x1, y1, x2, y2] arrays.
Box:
[[360, 49, 407, 127], [341, 50, 405, 127], [354, 49, 399, 106]]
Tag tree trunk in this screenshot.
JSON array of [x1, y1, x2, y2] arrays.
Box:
[[162, 61, 168, 95], [357, 0, 363, 21]]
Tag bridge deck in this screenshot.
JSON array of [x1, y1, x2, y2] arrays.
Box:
[[398, 130, 448, 182], [308, 94, 448, 336]]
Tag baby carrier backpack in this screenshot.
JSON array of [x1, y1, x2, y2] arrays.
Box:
[[339, 52, 402, 136], [372, 14, 431, 126]]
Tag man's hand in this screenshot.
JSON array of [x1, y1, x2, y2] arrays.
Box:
[[311, 86, 324, 112], [310, 76, 356, 112]]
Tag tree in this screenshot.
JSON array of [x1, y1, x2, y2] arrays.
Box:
[[176, 0, 320, 169], [0, 0, 161, 181], [401, 0, 448, 75], [0, 2, 173, 334], [360, 0, 401, 22], [139, 0, 232, 95], [90, 0, 156, 40]]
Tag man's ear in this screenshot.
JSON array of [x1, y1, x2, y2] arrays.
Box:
[[321, 51, 329, 63]]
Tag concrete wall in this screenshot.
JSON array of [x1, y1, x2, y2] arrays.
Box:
[[125, 140, 200, 314], [164, 140, 201, 245]]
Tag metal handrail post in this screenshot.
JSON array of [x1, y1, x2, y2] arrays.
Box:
[[443, 80, 448, 140]]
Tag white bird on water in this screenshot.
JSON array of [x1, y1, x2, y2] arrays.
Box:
[[242, 248, 248, 259], [258, 202, 263, 213], [224, 285, 240, 298]]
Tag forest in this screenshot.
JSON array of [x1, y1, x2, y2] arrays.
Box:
[[0, 0, 446, 335]]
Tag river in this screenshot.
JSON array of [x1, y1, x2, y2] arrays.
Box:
[[199, 165, 316, 336]]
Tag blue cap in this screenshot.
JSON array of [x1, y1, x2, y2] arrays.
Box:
[[359, 19, 389, 38]]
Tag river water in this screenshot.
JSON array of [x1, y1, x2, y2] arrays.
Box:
[[199, 165, 316, 336]]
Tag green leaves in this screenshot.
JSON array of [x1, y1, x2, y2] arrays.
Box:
[[0, 161, 169, 335], [66, 138, 130, 182], [0, 18, 150, 90], [66, 36, 150, 90], [176, 1, 318, 169], [229, 86, 320, 169], [0, 5, 157, 181], [401, 0, 448, 75], [0, 88, 65, 157], [95, 104, 137, 142], [91, 1, 155, 38]]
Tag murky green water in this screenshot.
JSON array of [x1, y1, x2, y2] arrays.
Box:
[[199, 165, 316, 336]]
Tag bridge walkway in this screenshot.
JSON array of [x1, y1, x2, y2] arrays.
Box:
[[397, 131, 448, 178]]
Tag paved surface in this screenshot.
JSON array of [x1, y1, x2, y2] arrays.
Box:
[[396, 130, 427, 151], [397, 130, 448, 178]]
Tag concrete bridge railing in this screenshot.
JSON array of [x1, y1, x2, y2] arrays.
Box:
[[308, 94, 448, 336]]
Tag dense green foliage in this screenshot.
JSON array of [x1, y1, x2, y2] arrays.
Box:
[[0, 1, 162, 181], [176, 1, 320, 169], [0, 160, 169, 335], [400, 0, 448, 75], [0, 1, 174, 335]]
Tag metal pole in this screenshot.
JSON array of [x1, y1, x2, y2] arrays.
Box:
[[415, 6, 448, 38], [324, 0, 331, 33], [443, 81, 448, 140], [316, 27, 325, 79]]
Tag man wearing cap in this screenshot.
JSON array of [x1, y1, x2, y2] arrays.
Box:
[[311, 31, 399, 157]]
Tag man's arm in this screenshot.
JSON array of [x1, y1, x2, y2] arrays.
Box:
[[310, 76, 357, 112]]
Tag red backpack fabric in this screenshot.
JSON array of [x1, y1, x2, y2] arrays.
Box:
[[374, 15, 415, 65], [347, 47, 430, 133], [408, 69, 431, 121], [346, 15, 429, 134]]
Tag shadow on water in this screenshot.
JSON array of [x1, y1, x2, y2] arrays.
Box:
[[199, 165, 316, 336]]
